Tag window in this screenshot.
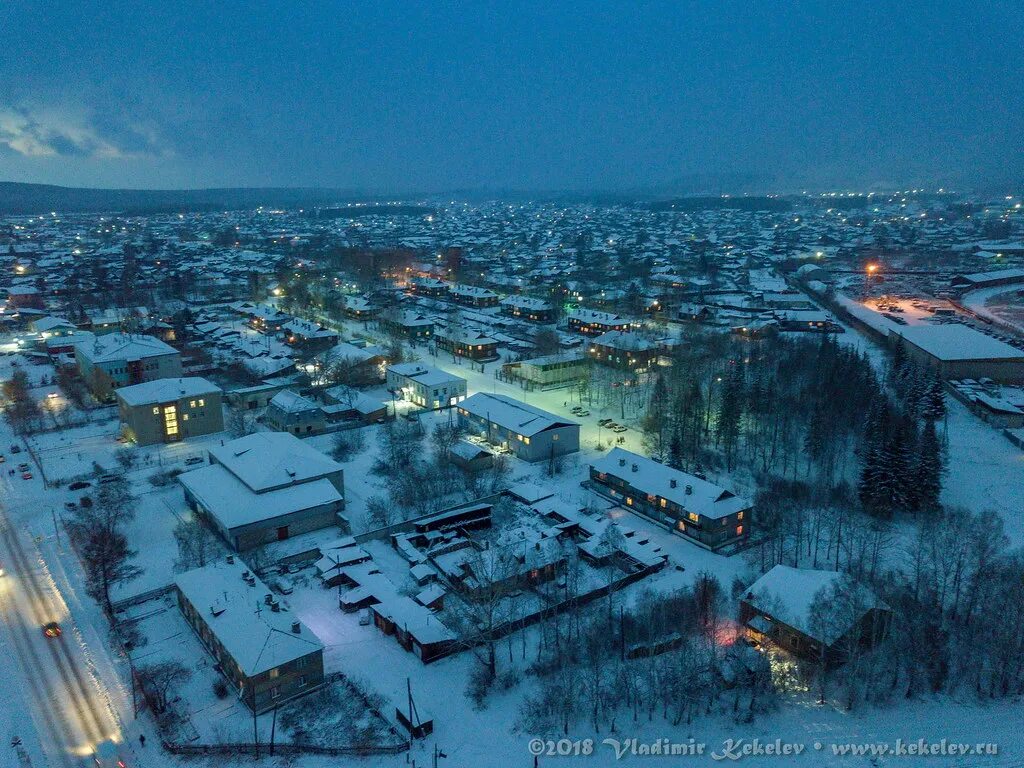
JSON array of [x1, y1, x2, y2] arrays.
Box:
[[298, 675, 307, 687], [198, 399, 205, 406], [270, 686, 280, 699], [152, 407, 159, 415], [189, 400, 196, 408], [736, 525, 744, 536], [268, 667, 280, 679], [737, 511, 744, 521], [687, 512, 699, 523]]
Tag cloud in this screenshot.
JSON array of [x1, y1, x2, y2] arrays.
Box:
[[0, 104, 168, 160]]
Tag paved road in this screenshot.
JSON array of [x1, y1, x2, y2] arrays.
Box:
[[0, 504, 120, 768]]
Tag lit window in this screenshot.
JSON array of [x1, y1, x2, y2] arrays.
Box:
[[198, 399, 204, 407], [189, 400, 196, 408], [737, 511, 744, 521], [687, 512, 699, 523], [152, 407, 159, 415], [269, 667, 280, 679], [736, 525, 744, 536]]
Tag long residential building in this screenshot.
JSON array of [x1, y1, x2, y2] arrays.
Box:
[[175, 558, 325, 713], [589, 448, 751, 551], [457, 392, 579, 462], [75, 332, 183, 401]]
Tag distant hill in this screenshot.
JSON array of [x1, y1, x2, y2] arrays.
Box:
[[0, 182, 407, 215], [649, 195, 792, 213]]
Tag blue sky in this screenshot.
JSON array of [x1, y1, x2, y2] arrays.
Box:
[[1, 1, 1021, 192]]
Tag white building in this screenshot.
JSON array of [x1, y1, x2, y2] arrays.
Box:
[[386, 363, 467, 409]]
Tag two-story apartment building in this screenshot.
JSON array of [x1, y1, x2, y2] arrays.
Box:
[[435, 327, 500, 360], [567, 309, 634, 336], [589, 448, 751, 551], [265, 389, 327, 435], [386, 363, 467, 409], [115, 377, 223, 445], [501, 295, 556, 323], [588, 331, 661, 371], [75, 333, 183, 401], [457, 393, 580, 462], [175, 557, 324, 713], [449, 284, 500, 308]]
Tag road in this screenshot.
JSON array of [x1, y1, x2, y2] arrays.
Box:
[[0, 490, 121, 768]]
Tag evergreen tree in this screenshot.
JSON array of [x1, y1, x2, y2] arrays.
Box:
[[913, 419, 943, 513], [921, 374, 947, 422]]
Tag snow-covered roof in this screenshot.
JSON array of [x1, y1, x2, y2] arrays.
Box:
[[175, 559, 323, 677], [896, 325, 1024, 362], [116, 376, 221, 406], [268, 389, 320, 414], [459, 393, 578, 436], [76, 332, 178, 363], [591, 448, 750, 520], [744, 565, 881, 646], [388, 362, 465, 388], [209, 432, 343, 493], [180, 463, 343, 531]]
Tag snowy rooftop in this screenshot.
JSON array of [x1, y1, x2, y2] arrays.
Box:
[[388, 362, 465, 388], [459, 392, 578, 436], [896, 324, 1024, 362], [115, 376, 221, 406], [269, 389, 321, 413], [591, 448, 750, 519], [175, 558, 323, 677], [180, 464, 343, 530], [76, 332, 178, 363], [744, 565, 881, 645], [209, 432, 343, 493]]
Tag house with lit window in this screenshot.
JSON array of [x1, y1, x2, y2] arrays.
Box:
[[386, 363, 467, 409], [408, 276, 449, 298], [449, 284, 500, 308], [75, 332, 183, 401], [501, 295, 555, 323], [281, 319, 339, 352], [265, 389, 327, 435], [378, 309, 435, 341], [457, 392, 579, 462], [589, 448, 751, 551], [740, 565, 890, 665], [435, 326, 499, 360], [567, 308, 634, 336], [588, 331, 661, 371], [115, 377, 223, 445], [175, 557, 324, 713]]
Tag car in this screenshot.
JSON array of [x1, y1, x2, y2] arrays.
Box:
[[184, 456, 204, 466], [10, 445, 21, 454], [98, 474, 119, 484], [64, 501, 77, 511], [42, 622, 61, 638], [93, 739, 125, 768], [68, 481, 91, 491], [46, 392, 58, 400], [0, 455, 5, 463], [21, 472, 32, 480], [598, 418, 613, 426], [575, 410, 590, 416], [17, 463, 29, 472], [612, 425, 628, 433]]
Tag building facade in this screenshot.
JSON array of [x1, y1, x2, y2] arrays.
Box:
[[116, 377, 223, 445]]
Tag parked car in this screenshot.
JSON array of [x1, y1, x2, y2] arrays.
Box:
[[17, 463, 29, 472], [98, 474, 119, 484], [575, 410, 590, 416], [598, 418, 613, 426], [64, 501, 77, 511], [10, 444, 21, 454], [0, 454, 5, 463], [68, 481, 91, 491], [21, 472, 32, 480], [42, 621, 61, 638], [184, 456, 204, 467], [612, 425, 628, 433]]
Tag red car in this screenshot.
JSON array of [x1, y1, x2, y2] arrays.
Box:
[[43, 622, 61, 638], [21, 472, 32, 480]]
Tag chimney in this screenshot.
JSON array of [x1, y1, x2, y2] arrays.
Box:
[[291, 621, 301, 634], [271, 600, 281, 612], [670, 479, 677, 489], [264, 593, 273, 604], [618, 457, 626, 467], [631, 463, 638, 472], [227, 555, 235, 564], [685, 484, 693, 495]]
